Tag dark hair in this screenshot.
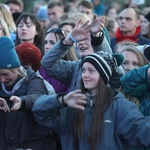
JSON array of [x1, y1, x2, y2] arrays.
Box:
[[72, 75, 112, 150], [5, 0, 23, 7], [45, 28, 77, 61], [48, 1, 64, 9], [59, 21, 75, 29], [105, 6, 117, 16], [15, 13, 44, 54], [78, 0, 94, 10], [45, 19, 62, 33]]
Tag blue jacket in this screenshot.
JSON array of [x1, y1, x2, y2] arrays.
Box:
[[33, 92, 150, 150], [120, 65, 150, 116]]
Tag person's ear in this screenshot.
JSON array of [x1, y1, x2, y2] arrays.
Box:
[[135, 19, 140, 27]]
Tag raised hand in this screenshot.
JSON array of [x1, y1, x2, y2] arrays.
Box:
[[91, 14, 105, 36], [64, 20, 91, 45], [10, 96, 22, 111], [63, 89, 87, 110], [0, 98, 10, 112]]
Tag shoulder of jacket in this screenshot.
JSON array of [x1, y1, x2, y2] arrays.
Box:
[[26, 67, 42, 81]]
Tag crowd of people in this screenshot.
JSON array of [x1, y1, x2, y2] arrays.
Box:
[[0, 0, 150, 149]]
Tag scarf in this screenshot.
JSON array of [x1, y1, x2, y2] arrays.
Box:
[[115, 26, 141, 43], [2, 77, 25, 96]]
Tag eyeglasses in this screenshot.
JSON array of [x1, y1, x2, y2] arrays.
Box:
[[119, 16, 133, 21]]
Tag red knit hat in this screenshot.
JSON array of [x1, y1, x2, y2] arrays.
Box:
[[16, 42, 42, 71]]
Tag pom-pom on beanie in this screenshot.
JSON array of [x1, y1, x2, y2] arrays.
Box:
[[0, 36, 20, 69]]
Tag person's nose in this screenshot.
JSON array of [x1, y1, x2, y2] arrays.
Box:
[[82, 71, 89, 78], [126, 64, 133, 72], [49, 15, 54, 21], [45, 43, 51, 52], [21, 24, 27, 30]]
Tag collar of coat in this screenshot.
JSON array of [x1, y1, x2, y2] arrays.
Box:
[[115, 26, 141, 43]]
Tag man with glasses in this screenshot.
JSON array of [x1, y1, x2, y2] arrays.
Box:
[[111, 7, 150, 52]]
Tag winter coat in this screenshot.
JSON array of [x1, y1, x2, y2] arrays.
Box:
[[111, 27, 150, 52], [33, 92, 150, 150], [0, 67, 56, 150], [120, 65, 150, 116]]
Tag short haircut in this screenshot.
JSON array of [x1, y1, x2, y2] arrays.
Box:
[[5, 0, 23, 7], [78, 0, 94, 10], [48, 1, 64, 9]]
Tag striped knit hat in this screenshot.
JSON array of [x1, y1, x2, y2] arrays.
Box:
[[82, 51, 117, 85]]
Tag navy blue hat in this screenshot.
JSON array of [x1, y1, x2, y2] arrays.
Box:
[[0, 36, 21, 69]]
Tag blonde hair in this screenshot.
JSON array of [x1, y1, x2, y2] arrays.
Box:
[[115, 41, 138, 53], [11, 66, 27, 79], [0, 17, 10, 37], [121, 45, 148, 67], [68, 12, 91, 24], [0, 4, 16, 33]]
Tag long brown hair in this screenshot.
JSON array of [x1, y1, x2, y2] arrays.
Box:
[[46, 28, 77, 61], [72, 75, 112, 150]]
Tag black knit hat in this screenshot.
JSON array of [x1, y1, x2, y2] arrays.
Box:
[[145, 12, 150, 22], [82, 51, 117, 85]]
